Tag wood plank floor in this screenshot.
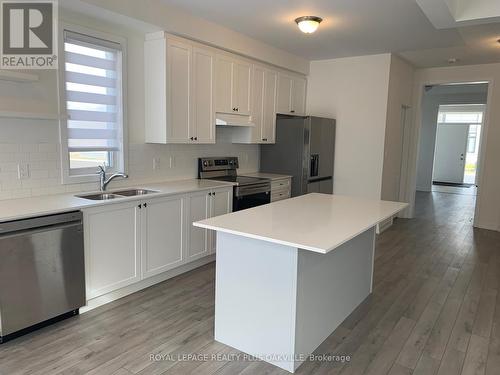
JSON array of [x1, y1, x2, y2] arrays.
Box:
[[1, 190, 499, 375]]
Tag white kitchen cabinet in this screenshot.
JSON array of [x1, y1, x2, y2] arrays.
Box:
[[232, 65, 277, 144], [187, 187, 233, 259], [187, 190, 211, 261], [261, 69, 278, 143], [145, 33, 215, 144], [291, 76, 307, 115], [209, 187, 233, 253], [141, 196, 184, 278], [83, 186, 233, 309], [251, 66, 278, 144], [192, 46, 216, 143], [84, 201, 141, 299], [215, 54, 251, 115], [270, 177, 292, 202], [276, 72, 307, 115]]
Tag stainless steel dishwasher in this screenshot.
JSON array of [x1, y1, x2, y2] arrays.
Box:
[[0, 211, 86, 343]]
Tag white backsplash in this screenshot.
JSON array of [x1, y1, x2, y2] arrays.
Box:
[[0, 120, 259, 201]]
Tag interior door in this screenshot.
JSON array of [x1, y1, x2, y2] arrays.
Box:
[[433, 124, 469, 184]]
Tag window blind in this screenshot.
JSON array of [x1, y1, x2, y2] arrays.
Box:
[[63, 31, 123, 154]]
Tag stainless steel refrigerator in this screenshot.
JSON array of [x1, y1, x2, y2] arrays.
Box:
[[260, 115, 336, 197]]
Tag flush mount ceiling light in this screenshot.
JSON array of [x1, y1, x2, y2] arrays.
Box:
[[295, 16, 323, 34]]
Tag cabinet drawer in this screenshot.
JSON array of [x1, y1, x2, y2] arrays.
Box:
[[271, 178, 291, 191], [271, 188, 291, 202]]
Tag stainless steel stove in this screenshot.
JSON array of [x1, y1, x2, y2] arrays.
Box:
[[198, 157, 271, 211]]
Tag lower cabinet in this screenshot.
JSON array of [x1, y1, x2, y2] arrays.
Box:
[[142, 195, 184, 278], [186, 187, 233, 261], [208, 188, 232, 254], [270, 177, 292, 202], [84, 201, 141, 299], [83, 187, 232, 300], [186, 190, 210, 261]]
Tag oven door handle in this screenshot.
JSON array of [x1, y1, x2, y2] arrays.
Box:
[[235, 185, 271, 197]]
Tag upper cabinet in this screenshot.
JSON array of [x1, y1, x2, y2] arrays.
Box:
[[145, 33, 215, 144], [276, 73, 307, 115], [215, 54, 251, 116], [252, 65, 277, 143], [145, 32, 307, 144]]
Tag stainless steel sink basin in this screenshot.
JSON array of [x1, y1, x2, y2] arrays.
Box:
[[76, 193, 122, 201], [113, 189, 158, 196]]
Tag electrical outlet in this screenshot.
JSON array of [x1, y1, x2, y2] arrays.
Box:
[[17, 163, 30, 180], [153, 157, 160, 171]]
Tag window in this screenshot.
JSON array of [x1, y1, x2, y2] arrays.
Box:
[[60, 27, 126, 182], [467, 125, 478, 153], [437, 108, 483, 124]]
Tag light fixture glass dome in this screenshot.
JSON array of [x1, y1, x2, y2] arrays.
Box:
[[295, 16, 322, 34]]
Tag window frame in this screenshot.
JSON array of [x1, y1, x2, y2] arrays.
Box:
[[58, 23, 128, 185]]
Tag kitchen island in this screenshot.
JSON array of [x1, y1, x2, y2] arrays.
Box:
[[194, 193, 407, 373]]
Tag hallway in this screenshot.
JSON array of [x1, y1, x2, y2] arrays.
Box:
[[0, 192, 499, 375]]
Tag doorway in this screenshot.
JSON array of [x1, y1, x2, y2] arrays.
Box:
[[432, 104, 484, 188], [412, 82, 489, 222]]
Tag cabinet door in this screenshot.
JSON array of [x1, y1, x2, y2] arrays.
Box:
[[192, 46, 215, 143], [262, 69, 278, 143], [232, 60, 251, 115], [84, 202, 141, 299], [291, 76, 307, 115], [167, 38, 191, 142], [187, 191, 210, 261], [142, 196, 184, 278], [276, 73, 292, 114], [209, 188, 232, 253], [251, 66, 265, 143], [215, 55, 233, 113]]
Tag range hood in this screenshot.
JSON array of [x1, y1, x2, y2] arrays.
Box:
[[215, 113, 255, 127]]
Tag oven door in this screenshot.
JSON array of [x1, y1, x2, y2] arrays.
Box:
[[233, 183, 271, 211]]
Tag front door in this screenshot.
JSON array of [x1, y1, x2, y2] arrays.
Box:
[[433, 124, 469, 184]]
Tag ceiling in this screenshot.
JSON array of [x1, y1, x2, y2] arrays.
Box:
[[160, 0, 500, 68]]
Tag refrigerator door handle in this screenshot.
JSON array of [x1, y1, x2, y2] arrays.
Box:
[[310, 154, 319, 177]]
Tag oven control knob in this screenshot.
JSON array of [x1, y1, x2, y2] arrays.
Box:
[[203, 161, 208, 167]]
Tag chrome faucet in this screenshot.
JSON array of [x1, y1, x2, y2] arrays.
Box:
[[97, 166, 128, 191]]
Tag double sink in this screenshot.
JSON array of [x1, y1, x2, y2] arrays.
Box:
[[77, 189, 158, 201]]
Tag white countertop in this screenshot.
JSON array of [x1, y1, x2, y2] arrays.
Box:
[[242, 172, 292, 180], [0, 179, 234, 223], [194, 193, 408, 254]]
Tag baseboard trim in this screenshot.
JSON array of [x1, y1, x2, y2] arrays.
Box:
[[81, 255, 216, 313]]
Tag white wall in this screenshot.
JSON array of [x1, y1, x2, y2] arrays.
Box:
[[307, 54, 392, 199], [408, 64, 500, 231], [415, 84, 488, 191], [0, 10, 259, 201], [381, 55, 415, 201]]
